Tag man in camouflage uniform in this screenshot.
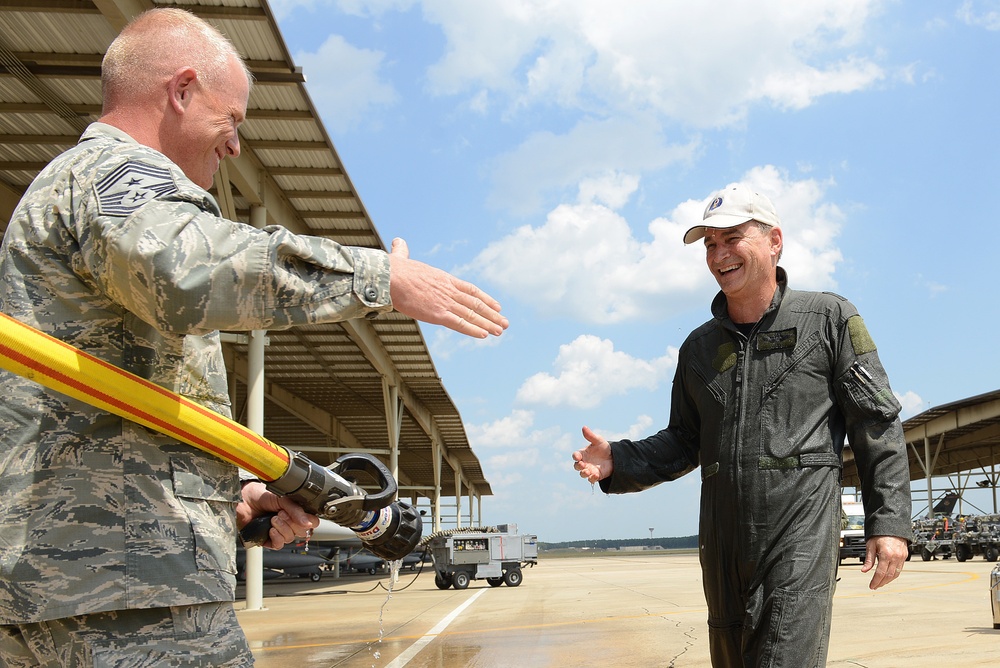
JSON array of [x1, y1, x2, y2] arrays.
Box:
[[573, 184, 910, 667], [0, 8, 507, 667]]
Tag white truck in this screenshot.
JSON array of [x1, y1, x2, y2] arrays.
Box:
[[839, 495, 866, 563]]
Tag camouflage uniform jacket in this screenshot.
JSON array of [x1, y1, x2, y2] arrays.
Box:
[[0, 122, 392, 623]]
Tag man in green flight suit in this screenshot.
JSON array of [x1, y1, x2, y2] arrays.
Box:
[[573, 183, 910, 667]]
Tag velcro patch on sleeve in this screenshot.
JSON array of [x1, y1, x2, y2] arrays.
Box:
[[847, 315, 877, 355]]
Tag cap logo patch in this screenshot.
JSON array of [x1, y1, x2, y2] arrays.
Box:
[[708, 196, 724, 212], [95, 159, 178, 217]]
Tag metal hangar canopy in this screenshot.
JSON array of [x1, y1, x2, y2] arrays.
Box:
[[842, 389, 1000, 504], [0, 0, 491, 523]]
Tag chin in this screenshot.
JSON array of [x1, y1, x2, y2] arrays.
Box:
[[194, 172, 214, 189]]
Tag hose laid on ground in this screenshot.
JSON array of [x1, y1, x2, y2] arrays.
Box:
[[0, 312, 289, 481]]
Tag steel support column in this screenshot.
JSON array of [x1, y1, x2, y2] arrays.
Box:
[[382, 377, 402, 485], [432, 436, 442, 533], [454, 469, 462, 528], [243, 204, 268, 611]]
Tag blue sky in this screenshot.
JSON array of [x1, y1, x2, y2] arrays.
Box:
[[268, 0, 1000, 542]]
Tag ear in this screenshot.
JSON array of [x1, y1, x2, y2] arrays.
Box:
[[769, 226, 783, 258], [166, 66, 198, 115]]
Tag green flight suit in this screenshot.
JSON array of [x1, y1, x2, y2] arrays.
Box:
[[602, 268, 911, 667]]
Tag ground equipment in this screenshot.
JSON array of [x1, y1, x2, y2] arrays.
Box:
[[911, 513, 1000, 563], [425, 524, 537, 590], [992, 564, 1000, 629], [910, 516, 955, 561], [839, 495, 866, 563], [952, 514, 1000, 562], [0, 312, 421, 561]]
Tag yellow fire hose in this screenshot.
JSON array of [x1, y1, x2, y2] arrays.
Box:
[[0, 311, 289, 480], [0, 312, 422, 558]]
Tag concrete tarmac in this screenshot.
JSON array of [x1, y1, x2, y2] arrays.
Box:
[[236, 552, 1000, 667]]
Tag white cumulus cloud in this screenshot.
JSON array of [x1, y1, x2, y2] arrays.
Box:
[[516, 335, 678, 409], [422, 0, 886, 127], [957, 0, 1000, 30], [895, 390, 925, 419], [471, 166, 845, 324], [292, 34, 398, 133]]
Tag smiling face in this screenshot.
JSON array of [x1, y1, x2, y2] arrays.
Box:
[[164, 55, 249, 189], [703, 221, 782, 322]]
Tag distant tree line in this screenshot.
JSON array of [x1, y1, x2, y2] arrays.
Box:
[[539, 536, 698, 551]]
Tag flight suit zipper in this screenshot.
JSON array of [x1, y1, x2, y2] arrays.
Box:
[[733, 331, 750, 557]]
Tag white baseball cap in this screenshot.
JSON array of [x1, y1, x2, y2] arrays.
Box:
[[683, 183, 781, 245]]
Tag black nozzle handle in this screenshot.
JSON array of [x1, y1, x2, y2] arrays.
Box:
[[240, 514, 276, 547]]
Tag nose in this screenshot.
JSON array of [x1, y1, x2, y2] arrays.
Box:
[[706, 244, 724, 264], [226, 133, 240, 158]]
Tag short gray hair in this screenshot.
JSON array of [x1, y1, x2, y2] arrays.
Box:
[[102, 8, 252, 105], [754, 221, 783, 262]]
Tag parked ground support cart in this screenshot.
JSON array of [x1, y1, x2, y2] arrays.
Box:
[[992, 564, 1000, 629], [911, 517, 955, 561], [425, 524, 537, 590], [952, 514, 1000, 562]]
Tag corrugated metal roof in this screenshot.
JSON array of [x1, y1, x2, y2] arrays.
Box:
[[842, 389, 1000, 488], [0, 0, 491, 517]]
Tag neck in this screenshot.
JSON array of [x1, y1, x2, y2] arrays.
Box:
[[98, 104, 165, 153], [727, 281, 777, 325]]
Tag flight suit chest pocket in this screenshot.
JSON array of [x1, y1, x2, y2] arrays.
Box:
[[759, 331, 829, 461]]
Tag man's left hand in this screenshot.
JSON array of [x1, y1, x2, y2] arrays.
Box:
[[237, 482, 319, 550], [861, 535, 909, 590]]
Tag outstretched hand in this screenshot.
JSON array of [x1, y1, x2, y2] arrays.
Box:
[[572, 426, 614, 483], [237, 482, 319, 550], [389, 238, 509, 338]]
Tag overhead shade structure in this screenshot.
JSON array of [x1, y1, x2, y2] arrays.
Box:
[[0, 0, 491, 530], [842, 389, 1000, 515]]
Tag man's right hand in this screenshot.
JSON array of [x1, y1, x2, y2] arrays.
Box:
[[388, 238, 508, 338], [573, 426, 614, 483]]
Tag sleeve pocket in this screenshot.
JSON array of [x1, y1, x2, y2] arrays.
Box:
[[838, 362, 901, 423]]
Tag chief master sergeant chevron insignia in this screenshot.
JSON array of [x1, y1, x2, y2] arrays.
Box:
[[95, 159, 179, 217]]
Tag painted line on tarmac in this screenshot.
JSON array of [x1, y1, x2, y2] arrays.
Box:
[[384, 588, 487, 668]]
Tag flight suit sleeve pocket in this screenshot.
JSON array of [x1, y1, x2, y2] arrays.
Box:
[[837, 361, 901, 423]]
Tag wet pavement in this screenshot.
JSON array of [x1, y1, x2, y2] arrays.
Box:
[[236, 552, 1000, 667]]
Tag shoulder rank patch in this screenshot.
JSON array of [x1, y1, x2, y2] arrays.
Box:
[[95, 159, 178, 217], [756, 328, 797, 352], [847, 315, 877, 355]]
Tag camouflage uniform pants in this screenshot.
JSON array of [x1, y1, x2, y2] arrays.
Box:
[[0, 602, 253, 667]]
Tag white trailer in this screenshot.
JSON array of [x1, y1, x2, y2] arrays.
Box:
[[426, 524, 538, 590]]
